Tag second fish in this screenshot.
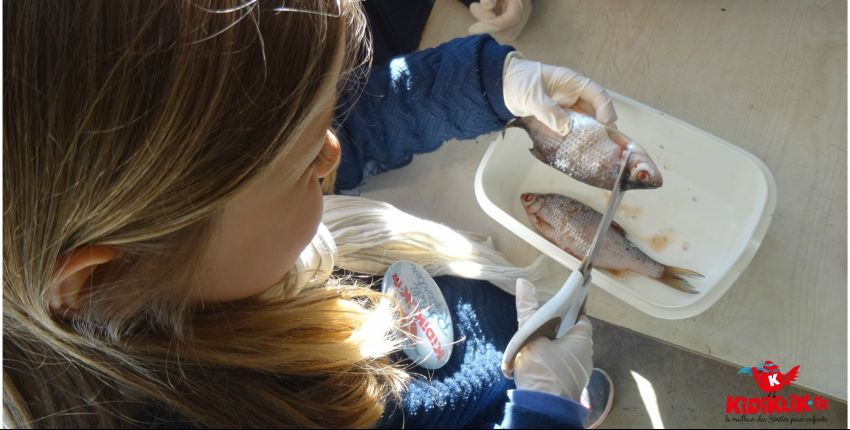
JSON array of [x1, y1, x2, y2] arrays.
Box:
[[521, 192, 702, 294]]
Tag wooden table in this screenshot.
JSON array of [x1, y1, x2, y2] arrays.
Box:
[[360, 0, 847, 399]]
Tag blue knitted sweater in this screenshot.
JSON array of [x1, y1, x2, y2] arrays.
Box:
[[334, 34, 516, 190], [336, 35, 588, 428]]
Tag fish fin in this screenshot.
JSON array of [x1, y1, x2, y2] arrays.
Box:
[[665, 266, 704, 279], [529, 147, 548, 164], [605, 127, 633, 151], [558, 244, 583, 260], [659, 266, 702, 294], [610, 220, 628, 238], [561, 247, 579, 259], [606, 269, 625, 278]]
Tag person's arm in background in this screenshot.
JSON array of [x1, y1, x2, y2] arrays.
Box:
[[334, 34, 514, 191]]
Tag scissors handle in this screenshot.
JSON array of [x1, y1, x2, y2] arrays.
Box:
[[501, 270, 589, 379]]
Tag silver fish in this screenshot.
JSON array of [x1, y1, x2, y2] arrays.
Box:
[[521, 192, 701, 293], [511, 112, 663, 190]]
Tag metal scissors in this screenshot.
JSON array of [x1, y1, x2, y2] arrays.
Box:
[[501, 148, 635, 379]]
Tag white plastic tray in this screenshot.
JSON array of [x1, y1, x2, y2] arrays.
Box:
[[474, 91, 777, 319]]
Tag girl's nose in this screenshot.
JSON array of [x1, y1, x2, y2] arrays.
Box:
[[314, 130, 341, 179]]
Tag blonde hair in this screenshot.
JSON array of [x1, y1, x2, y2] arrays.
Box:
[[4, 1, 408, 427]]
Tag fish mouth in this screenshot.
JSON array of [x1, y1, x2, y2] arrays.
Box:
[[520, 193, 543, 218], [520, 193, 537, 207]]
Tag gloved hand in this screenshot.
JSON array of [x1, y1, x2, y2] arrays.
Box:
[[503, 51, 617, 136], [513, 278, 594, 401], [468, 0, 532, 42]]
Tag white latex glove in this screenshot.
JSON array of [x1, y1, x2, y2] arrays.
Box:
[[468, 0, 532, 42], [513, 278, 593, 401], [503, 51, 618, 136]]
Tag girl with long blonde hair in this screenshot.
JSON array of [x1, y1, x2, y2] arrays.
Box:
[[5, 0, 613, 427]]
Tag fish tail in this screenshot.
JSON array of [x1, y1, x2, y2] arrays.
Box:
[[666, 266, 704, 279], [659, 266, 703, 294]]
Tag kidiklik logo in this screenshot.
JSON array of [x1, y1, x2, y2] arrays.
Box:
[[725, 361, 829, 414]]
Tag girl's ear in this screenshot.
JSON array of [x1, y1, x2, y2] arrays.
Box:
[[49, 245, 119, 318], [314, 130, 341, 180]]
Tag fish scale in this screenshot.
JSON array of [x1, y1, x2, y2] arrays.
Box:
[[523, 112, 620, 189], [533, 193, 663, 278], [547, 112, 620, 187]]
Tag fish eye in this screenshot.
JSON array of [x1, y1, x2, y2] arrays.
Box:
[[637, 171, 650, 182]]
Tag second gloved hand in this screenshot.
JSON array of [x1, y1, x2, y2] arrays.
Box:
[[468, 0, 532, 42], [503, 52, 617, 136], [513, 278, 594, 401]]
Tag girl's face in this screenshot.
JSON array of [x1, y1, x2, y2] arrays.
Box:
[[198, 104, 340, 303]]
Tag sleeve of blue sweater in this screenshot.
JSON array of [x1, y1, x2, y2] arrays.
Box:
[[500, 390, 588, 428], [334, 34, 516, 190]]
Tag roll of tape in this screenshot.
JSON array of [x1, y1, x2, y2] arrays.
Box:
[[382, 261, 454, 369]]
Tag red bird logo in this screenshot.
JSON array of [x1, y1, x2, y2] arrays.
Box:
[[738, 360, 800, 397]]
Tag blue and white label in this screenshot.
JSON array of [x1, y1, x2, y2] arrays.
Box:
[[382, 261, 453, 369]]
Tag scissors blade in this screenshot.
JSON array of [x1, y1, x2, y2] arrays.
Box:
[[577, 148, 634, 277]]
